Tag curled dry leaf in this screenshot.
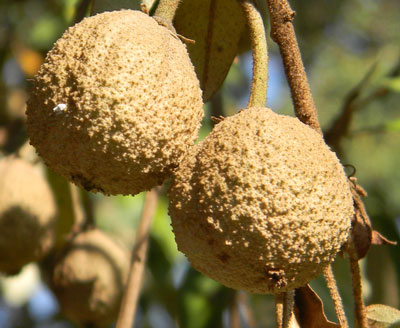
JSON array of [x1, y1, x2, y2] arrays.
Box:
[[173, 0, 246, 101], [294, 284, 340, 328], [366, 304, 400, 328], [348, 177, 396, 259]]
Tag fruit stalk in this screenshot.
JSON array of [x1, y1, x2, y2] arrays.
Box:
[[275, 293, 284, 328], [323, 264, 349, 328], [348, 239, 368, 328], [46, 168, 82, 249], [154, 0, 181, 22], [239, 0, 268, 108], [116, 188, 159, 328], [266, 0, 322, 134], [283, 290, 294, 328]]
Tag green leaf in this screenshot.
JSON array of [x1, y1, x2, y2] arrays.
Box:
[[173, 0, 246, 102], [366, 304, 400, 328]]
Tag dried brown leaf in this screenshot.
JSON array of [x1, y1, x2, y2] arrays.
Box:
[[352, 211, 372, 259], [348, 177, 396, 259], [173, 0, 246, 101], [294, 285, 340, 328], [371, 230, 397, 246]]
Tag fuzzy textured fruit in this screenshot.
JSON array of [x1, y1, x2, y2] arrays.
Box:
[[169, 107, 353, 294], [26, 10, 203, 195], [47, 229, 129, 326], [0, 157, 56, 275]]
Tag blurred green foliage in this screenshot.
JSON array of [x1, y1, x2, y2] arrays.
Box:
[[0, 0, 399, 327]]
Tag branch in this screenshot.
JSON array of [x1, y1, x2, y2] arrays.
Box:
[[154, 0, 181, 23], [266, 0, 321, 134], [115, 188, 159, 328], [239, 0, 268, 108]]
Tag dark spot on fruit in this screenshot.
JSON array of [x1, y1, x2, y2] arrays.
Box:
[[265, 267, 287, 288], [216, 252, 230, 263]]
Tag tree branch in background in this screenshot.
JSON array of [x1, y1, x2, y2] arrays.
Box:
[[116, 188, 160, 328], [325, 59, 400, 155], [266, 0, 321, 134]]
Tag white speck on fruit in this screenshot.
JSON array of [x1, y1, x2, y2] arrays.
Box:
[[53, 104, 67, 115]]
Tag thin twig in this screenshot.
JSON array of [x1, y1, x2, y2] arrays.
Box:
[[275, 293, 284, 328], [239, 0, 268, 108], [266, 0, 321, 134], [347, 239, 368, 328], [323, 265, 349, 328], [115, 188, 160, 328]]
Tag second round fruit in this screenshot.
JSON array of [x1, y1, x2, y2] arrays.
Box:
[[169, 107, 354, 294]]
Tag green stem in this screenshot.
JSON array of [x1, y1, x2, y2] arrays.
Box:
[[240, 0, 268, 108], [153, 0, 181, 23], [46, 169, 82, 249]]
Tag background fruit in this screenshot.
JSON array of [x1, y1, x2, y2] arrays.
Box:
[[26, 10, 204, 196], [169, 107, 353, 294], [46, 229, 129, 326], [0, 157, 57, 275]]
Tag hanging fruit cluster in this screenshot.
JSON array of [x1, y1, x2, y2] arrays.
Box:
[[0, 0, 395, 327]]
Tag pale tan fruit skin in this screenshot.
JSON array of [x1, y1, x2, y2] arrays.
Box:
[[169, 107, 353, 294], [26, 10, 203, 196], [0, 157, 56, 275], [48, 229, 129, 326]]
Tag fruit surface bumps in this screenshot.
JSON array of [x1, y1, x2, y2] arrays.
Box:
[[0, 157, 56, 275], [26, 10, 203, 195], [48, 229, 129, 326], [169, 107, 353, 294]]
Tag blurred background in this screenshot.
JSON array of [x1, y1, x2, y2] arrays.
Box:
[[0, 0, 399, 327]]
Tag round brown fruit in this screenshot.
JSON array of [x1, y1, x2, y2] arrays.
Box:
[[0, 157, 56, 275], [47, 229, 129, 326], [169, 107, 353, 294], [27, 10, 203, 195]]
